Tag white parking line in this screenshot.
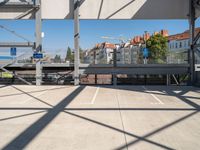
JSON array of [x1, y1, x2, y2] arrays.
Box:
[[91, 87, 100, 104], [142, 86, 164, 105]]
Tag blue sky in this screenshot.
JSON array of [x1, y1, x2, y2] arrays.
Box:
[[0, 19, 200, 55]]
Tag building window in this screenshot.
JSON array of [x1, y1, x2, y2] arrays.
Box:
[[175, 43, 178, 49], [184, 41, 187, 48], [180, 42, 182, 48]]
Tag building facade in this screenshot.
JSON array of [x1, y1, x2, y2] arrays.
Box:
[[168, 28, 200, 64], [84, 29, 170, 65], [83, 42, 116, 64]]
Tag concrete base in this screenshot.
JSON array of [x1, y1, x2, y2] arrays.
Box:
[[0, 85, 199, 149]]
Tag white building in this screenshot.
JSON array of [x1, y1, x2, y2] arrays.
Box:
[[84, 42, 116, 64], [168, 28, 200, 64], [117, 43, 139, 64], [96, 42, 115, 64]]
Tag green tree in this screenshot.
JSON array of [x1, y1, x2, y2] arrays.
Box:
[[54, 55, 61, 63], [67, 47, 84, 63], [146, 34, 168, 64], [65, 47, 73, 62]]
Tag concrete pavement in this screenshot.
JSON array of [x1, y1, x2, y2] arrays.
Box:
[[0, 85, 199, 150]]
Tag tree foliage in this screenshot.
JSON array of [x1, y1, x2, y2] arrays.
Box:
[[54, 55, 61, 63], [65, 47, 74, 62], [65, 47, 84, 63], [146, 34, 168, 64]]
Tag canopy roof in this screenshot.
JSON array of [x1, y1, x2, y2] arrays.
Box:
[[0, 0, 199, 19]]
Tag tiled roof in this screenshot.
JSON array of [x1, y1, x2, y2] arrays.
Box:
[[103, 42, 116, 49], [168, 27, 200, 41]]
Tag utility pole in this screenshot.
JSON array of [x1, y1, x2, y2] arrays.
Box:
[[74, 0, 80, 86], [35, 0, 42, 86], [189, 0, 196, 85]]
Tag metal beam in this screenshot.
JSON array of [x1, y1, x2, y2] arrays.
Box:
[[0, 2, 35, 7], [15, 7, 39, 19], [35, 0, 42, 86], [5, 64, 190, 75], [80, 64, 189, 75], [74, 0, 80, 86], [189, 0, 196, 85], [0, 42, 34, 48]]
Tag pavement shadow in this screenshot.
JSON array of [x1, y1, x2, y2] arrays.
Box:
[[0, 110, 46, 122], [63, 110, 198, 150], [1, 85, 199, 149], [2, 86, 85, 150], [0, 86, 72, 98]]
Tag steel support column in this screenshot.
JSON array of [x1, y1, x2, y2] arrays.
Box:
[[35, 0, 42, 86], [189, 0, 196, 85], [113, 48, 117, 86], [74, 0, 80, 86]]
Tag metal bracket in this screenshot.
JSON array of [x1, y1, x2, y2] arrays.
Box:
[[194, 0, 200, 10], [193, 31, 200, 45], [172, 74, 179, 85], [195, 64, 200, 71], [74, 0, 85, 10], [15, 6, 39, 19]]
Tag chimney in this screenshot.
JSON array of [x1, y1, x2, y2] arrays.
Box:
[[160, 30, 169, 37], [143, 32, 150, 41], [154, 31, 159, 36]]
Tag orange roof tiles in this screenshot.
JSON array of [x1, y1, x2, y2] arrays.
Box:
[[168, 27, 200, 41]]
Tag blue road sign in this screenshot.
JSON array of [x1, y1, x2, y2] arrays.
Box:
[[33, 53, 43, 59], [143, 48, 149, 58], [10, 47, 17, 56]]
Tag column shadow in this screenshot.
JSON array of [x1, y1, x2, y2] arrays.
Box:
[[2, 86, 85, 150]]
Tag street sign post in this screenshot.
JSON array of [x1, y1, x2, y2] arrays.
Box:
[[143, 48, 149, 64], [33, 53, 43, 59], [10, 47, 17, 56]]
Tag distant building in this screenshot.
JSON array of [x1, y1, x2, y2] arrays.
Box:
[[116, 30, 168, 64], [83, 42, 116, 64], [83, 49, 93, 64], [117, 43, 139, 64], [97, 42, 116, 64], [83, 29, 169, 64], [161, 30, 169, 37], [167, 27, 200, 64]]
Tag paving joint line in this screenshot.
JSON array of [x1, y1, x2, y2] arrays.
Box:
[[115, 88, 129, 150]]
